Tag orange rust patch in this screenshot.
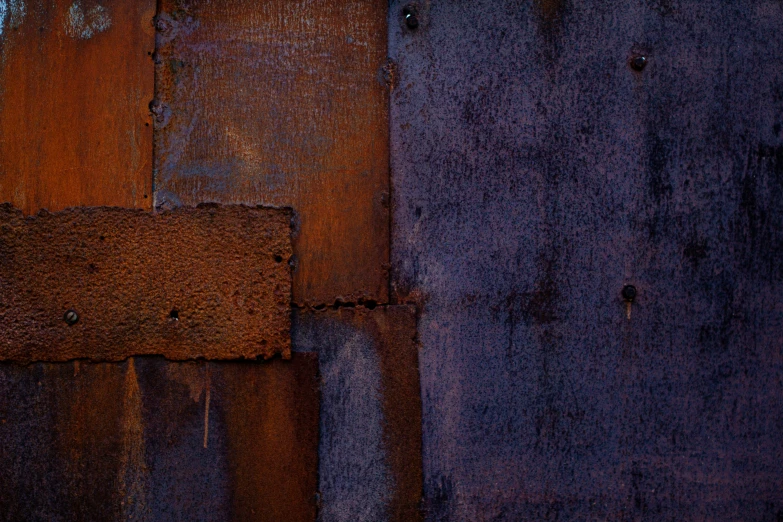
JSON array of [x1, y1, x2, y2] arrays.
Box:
[[154, 0, 390, 306], [0, 204, 292, 362], [221, 355, 320, 521], [0, 0, 154, 214]]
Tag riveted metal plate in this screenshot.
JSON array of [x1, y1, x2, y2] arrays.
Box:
[[154, 0, 389, 307], [0, 204, 292, 362]]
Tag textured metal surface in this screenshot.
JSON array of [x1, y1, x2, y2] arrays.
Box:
[[154, 0, 389, 307], [294, 305, 423, 522], [0, 0, 154, 214], [0, 355, 319, 521], [0, 204, 292, 362], [390, 0, 783, 519]]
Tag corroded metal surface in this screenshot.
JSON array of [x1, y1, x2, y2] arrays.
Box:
[[0, 355, 319, 521], [294, 305, 423, 522], [0, 204, 292, 362], [0, 0, 154, 214], [154, 0, 390, 307], [390, 0, 783, 519]]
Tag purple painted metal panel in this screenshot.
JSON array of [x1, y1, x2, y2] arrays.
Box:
[[390, 0, 783, 519]]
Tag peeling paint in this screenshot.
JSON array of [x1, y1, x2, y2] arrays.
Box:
[[64, 1, 111, 39]]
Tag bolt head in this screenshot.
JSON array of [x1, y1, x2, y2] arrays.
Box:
[[630, 56, 647, 72], [621, 285, 637, 302], [64, 309, 79, 325], [403, 5, 419, 29]]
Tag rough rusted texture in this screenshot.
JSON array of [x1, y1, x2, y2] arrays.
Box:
[[0, 204, 292, 362], [154, 0, 390, 307], [390, 0, 783, 519], [0, 355, 319, 521], [0, 0, 154, 214], [295, 306, 423, 522]]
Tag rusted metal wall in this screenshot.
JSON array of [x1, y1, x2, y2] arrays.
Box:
[[0, 204, 292, 362], [0, 0, 153, 213], [0, 2, 327, 519], [154, 0, 390, 307], [149, 1, 424, 519], [0, 356, 320, 521], [390, 0, 783, 519]]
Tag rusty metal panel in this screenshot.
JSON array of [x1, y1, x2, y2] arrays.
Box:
[[390, 0, 783, 519], [0, 355, 319, 521], [294, 305, 423, 522], [154, 0, 389, 307], [0, 0, 154, 214], [0, 204, 292, 362]]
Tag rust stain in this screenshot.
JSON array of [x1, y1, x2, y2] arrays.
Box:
[[0, 356, 321, 519], [221, 355, 320, 522], [534, 0, 567, 25], [307, 306, 424, 520], [154, 0, 390, 307], [118, 358, 151, 520], [339, 306, 423, 521], [51, 361, 129, 519], [0, 0, 154, 214], [0, 204, 293, 362]]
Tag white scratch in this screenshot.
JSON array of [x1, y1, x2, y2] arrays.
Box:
[[64, 1, 110, 40]]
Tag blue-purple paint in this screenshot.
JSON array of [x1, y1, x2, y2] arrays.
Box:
[[390, 0, 783, 518]]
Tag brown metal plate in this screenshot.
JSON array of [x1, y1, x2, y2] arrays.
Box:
[[295, 305, 423, 520], [0, 204, 292, 362], [0, 355, 319, 521], [154, 0, 389, 307], [0, 0, 154, 214]]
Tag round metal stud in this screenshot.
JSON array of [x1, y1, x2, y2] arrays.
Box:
[[64, 309, 79, 325], [403, 5, 419, 29], [630, 56, 647, 72]]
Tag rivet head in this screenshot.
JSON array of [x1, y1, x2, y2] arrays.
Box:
[[621, 285, 637, 302], [630, 56, 647, 72], [403, 5, 419, 29], [64, 309, 79, 325]]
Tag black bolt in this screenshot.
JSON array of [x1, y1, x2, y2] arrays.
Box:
[[403, 5, 419, 29], [64, 309, 79, 325], [630, 56, 647, 72], [621, 285, 637, 302]]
